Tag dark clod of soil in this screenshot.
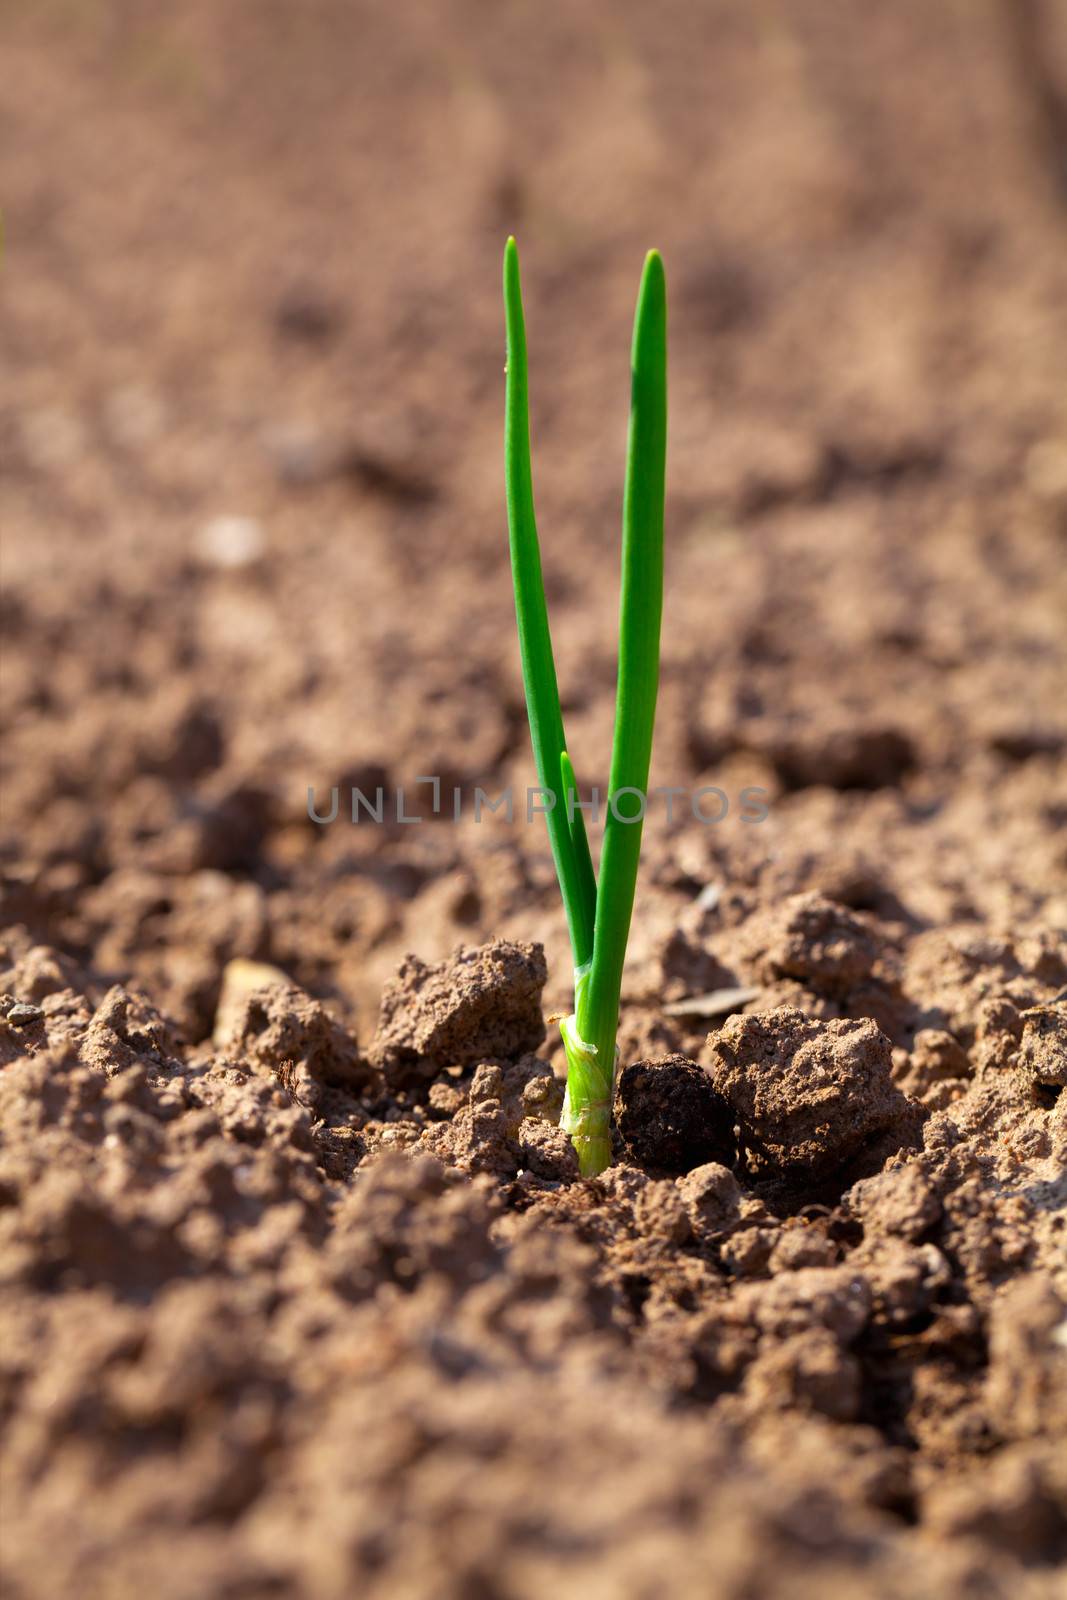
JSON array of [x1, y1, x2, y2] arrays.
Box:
[[771, 721, 917, 792], [370, 939, 547, 1089], [616, 1053, 737, 1174], [706, 1008, 915, 1178]]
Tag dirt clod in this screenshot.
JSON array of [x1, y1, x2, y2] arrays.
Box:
[[1019, 1004, 1067, 1087], [676, 1161, 744, 1240], [845, 1163, 942, 1241], [370, 940, 547, 1090], [221, 979, 370, 1102], [616, 1053, 737, 1174], [739, 892, 883, 997], [707, 1008, 916, 1178]]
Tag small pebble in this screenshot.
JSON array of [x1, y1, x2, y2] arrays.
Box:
[[4, 1002, 45, 1027], [194, 515, 266, 570], [695, 882, 722, 912]]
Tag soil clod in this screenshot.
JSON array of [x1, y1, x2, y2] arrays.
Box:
[[370, 939, 548, 1090], [615, 1053, 737, 1174], [706, 1008, 917, 1179]]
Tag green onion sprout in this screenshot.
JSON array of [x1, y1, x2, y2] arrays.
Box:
[[504, 237, 667, 1176]]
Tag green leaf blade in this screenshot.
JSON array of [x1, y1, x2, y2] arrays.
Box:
[[560, 749, 597, 945], [504, 238, 594, 971], [580, 250, 667, 1063]]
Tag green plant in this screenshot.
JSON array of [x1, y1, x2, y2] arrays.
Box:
[[504, 237, 667, 1177]]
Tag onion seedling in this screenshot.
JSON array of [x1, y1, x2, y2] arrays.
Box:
[[504, 237, 666, 1176]]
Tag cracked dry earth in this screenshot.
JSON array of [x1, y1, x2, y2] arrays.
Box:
[[2, 1, 1067, 1596]]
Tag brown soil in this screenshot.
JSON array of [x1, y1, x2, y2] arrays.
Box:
[[2, 2, 1066, 1596]]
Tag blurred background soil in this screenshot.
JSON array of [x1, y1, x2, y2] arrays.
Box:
[[1, 2, 1066, 1597]]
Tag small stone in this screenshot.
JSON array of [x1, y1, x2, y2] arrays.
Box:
[[194, 515, 266, 571], [3, 1001, 45, 1027]]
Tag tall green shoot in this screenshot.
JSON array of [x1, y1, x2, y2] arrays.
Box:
[[504, 238, 667, 1176]]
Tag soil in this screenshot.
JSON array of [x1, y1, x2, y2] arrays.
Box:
[[2, 2, 1067, 1596]]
